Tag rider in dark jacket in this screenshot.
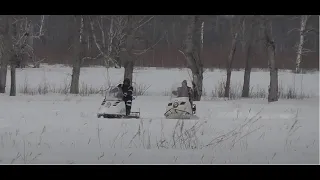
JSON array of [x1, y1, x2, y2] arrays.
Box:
[[117, 78, 133, 116], [173, 80, 194, 105]]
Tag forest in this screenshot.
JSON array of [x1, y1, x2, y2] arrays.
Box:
[[0, 15, 319, 101]]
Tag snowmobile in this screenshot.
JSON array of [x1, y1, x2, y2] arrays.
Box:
[[164, 84, 198, 119], [97, 86, 140, 119]]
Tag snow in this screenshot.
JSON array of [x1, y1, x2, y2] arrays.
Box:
[[6, 64, 319, 98], [0, 65, 319, 164]]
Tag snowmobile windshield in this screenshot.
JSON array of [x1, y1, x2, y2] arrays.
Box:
[[105, 86, 123, 100]]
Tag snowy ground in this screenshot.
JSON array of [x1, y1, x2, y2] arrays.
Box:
[[0, 95, 319, 164], [0, 65, 319, 164], [6, 64, 319, 98]]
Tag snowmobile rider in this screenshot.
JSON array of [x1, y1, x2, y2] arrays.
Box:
[[173, 80, 194, 106], [117, 78, 133, 116]]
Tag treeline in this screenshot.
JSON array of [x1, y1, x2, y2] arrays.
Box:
[[0, 15, 319, 102], [24, 15, 319, 69]]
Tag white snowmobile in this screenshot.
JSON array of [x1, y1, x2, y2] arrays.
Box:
[[97, 86, 140, 119], [164, 83, 198, 119]]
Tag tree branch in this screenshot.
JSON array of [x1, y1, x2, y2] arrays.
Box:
[[304, 28, 319, 35], [89, 16, 119, 68], [287, 28, 300, 35], [33, 15, 47, 39], [96, 16, 106, 48], [133, 31, 166, 55], [134, 16, 154, 31]]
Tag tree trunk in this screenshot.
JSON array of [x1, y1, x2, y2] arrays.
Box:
[[70, 59, 81, 94], [268, 68, 278, 102], [192, 72, 203, 101], [191, 21, 205, 101], [28, 23, 35, 68], [152, 17, 156, 66], [0, 65, 8, 93], [224, 32, 238, 98], [224, 16, 245, 98], [9, 17, 17, 96], [261, 16, 278, 102], [121, 15, 135, 83], [124, 60, 134, 82], [183, 15, 203, 101], [107, 16, 114, 67], [242, 19, 256, 98], [295, 15, 309, 73], [200, 21, 204, 53], [267, 41, 278, 102], [70, 16, 85, 94], [0, 16, 12, 93], [242, 49, 253, 98], [9, 58, 16, 96]]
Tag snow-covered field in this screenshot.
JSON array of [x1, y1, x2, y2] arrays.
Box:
[[5, 64, 319, 98], [0, 65, 319, 164]]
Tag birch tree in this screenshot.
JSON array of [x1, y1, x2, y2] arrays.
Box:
[[294, 15, 310, 73], [224, 15, 245, 98], [259, 15, 278, 102], [287, 15, 318, 73]]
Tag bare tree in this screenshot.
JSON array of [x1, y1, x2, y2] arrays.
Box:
[[179, 15, 203, 101], [70, 15, 87, 94], [90, 15, 163, 83], [241, 16, 258, 97], [0, 15, 33, 95], [89, 15, 119, 67], [259, 15, 278, 102], [10, 17, 29, 96], [26, 15, 47, 68], [1, 15, 317, 71], [9, 21, 18, 96], [224, 15, 245, 98], [122, 16, 162, 81], [0, 16, 13, 93], [6, 15, 47, 96]]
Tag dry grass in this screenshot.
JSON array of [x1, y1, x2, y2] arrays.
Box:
[[12, 65, 316, 100], [209, 79, 311, 100], [207, 67, 318, 74], [2, 106, 316, 164], [18, 77, 150, 97], [119, 109, 264, 152], [19, 78, 310, 99], [133, 83, 151, 96]]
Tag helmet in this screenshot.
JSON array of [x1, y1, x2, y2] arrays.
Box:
[[182, 80, 192, 87], [182, 80, 187, 86]]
